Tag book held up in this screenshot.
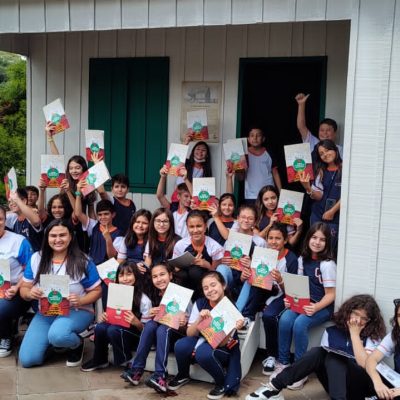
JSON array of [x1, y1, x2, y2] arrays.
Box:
[[224, 231, 253, 271], [165, 143, 189, 176], [43, 98, 70, 134], [96, 258, 120, 286], [80, 160, 111, 197], [154, 283, 193, 330], [106, 283, 134, 328], [85, 130, 105, 166], [0, 259, 11, 299], [284, 143, 314, 183], [197, 296, 243, 349], [187, 109, 209, 140], [282, 272, 310, 315], [4, 167, 17, 200], [41, 155, 65, 188], [223, 139, 248, 172], [39, 274, 70, 316], [248, 247, 279, 290], [276, 189, 304, 225], [192, 177, 218, 210]]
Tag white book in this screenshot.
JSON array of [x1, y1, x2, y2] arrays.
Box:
[[0, 259, 11, 299], [228, 137, 248, 154], [277, 189, 304, 225], [42, 98, 69, 133], [192, 177, 217, 210], [96, 258, 120, 285], [107, 282, 134, 328], [154, 282, 194, 329], [282, 272, 310, 315], [80, 160, 111, 196], [85, 130, 105, 163], [166, 143, 189, 176], [224, 230, 253, 271], [168, 251, 196, 269], [223, 139, 247, 171], [284, 143, 313, 183], [5, 167, 18, 199], [40, 155, 65, 188]]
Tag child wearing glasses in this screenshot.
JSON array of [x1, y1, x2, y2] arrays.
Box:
[[246, 294, 386, 400]]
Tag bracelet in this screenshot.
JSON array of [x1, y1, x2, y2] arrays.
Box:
[[277, 279, 284, 285], [47, 137, 54, 143], [75, 191, 82, 196], [306, 189, 313, 197]]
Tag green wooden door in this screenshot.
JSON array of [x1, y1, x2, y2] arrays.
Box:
[[89, 57, 169, 193]]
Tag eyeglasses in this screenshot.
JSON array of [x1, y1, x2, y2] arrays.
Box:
[[394, 299, 400, 307], [154, 219, 170, 225]]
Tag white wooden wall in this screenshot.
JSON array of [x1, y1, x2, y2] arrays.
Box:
[[0, 0, 352, 34], [4, 21, 349, 210], [337, 0, 400, 322]]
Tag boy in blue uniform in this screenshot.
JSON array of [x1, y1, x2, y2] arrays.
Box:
[[99, 173, 136, 235]]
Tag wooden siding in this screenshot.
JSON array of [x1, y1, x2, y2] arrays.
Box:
[[0, 0, 352, 33], [15, 22, 349, 211]]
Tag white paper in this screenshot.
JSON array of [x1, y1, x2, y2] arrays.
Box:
[[277, 189, 304, 213], [282, 272, 310, 299], [250, 247, 279, 271], [43, 98, 65, 122], [224, 230, 253, 257], [159, 282, 193, 313], [6, 167, 18, 193], [167, 143, 189, 165], [210, 296, 243, 335], [193, 177, 216, 197], [96, 258, 120, 281], [85, 130, 104, 149], [376, 362, 400, 388], [0, 259, 11, 282], [107, 282, 134, 310], [168, 252, 196, 269], [223, 139, 245, 160], [187, 109, 208, 130], [40, 274, 69, 298], [284, 143, 312, 166], [228, 138, 248, 154]]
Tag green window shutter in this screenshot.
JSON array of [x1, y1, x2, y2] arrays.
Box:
[[89, 57, 169, 193]]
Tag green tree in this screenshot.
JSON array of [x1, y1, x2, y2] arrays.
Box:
[[0, 51, 26, 204]]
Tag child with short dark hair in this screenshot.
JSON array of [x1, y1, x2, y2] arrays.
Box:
[[98, 173, 136, 235], [7, 188, 43, 252], [25, 186, 39, 208], [157, 165, 191, 238], [245, 128, 281, 204]]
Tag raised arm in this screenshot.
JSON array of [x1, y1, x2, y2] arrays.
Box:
[[45, 122, 60, 155], [366, 349, 393, 399], [10, 192, 41, 227], [37, 178, 48, 221], [295, 93, 310, 140], [156, 166, 171, 209], [74, 180, 89, 227]]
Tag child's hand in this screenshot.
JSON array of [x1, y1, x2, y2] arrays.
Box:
[[123, 310, 137, 325], [236, 319, 245, 331], [298, 171, 312, 191], [5, 285, 18, 300], [60, 178, 70, 192], [160, 165, 169, 176], [208, 204, 219, 217], [68, 293, 81, 308], [221, 256, 232, 266], [293, 217, 303, 229], [45, 121, 56, 137], [270, 213, 279, 224], [137, 262, 148, 275], [76, 179, 87, 192], [283, 297, 291, 309], [347, 315, 363, 337], [322, 209, 335, 221], [99, 312, 108, 323], [38, 178, 47, 190], [9, 191, 20, 203], [179, 313, 189, 327], [225, 167, 234, 177], [270, 269, 282, 283], [91, 151, 103, 164], [239, 255, 251, 270], [303, 303, 317, 316], [150, 307, 160, 317], [183, 132, 193, 145], [178, 166, 187, 179], [295, 93, 310, 104], [240, 266, 251, 282], [199, 309, 211, 319], [102, 226, 111, 238]]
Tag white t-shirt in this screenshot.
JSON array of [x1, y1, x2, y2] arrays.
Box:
[[376, 332, 396, 357], [173, 236, 224, 261], [173, 209, 189, 238], [303, 130, 343, 158]]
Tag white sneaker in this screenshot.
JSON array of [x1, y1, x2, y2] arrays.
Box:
[[287, 376, 308, 390], [269, 361, 289, 381], [262, 356, 276, 375], [245, 382, 285, 400], [0, 338, 12, 358]]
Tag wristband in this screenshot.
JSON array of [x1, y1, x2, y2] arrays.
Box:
[[75, 191, 82, 196], [306, 189, 313, 196]]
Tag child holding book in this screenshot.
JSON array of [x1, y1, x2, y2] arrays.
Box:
[[81, 262, 151, 371], [143, 208, 180, 267], [240, 223, 298, 374], [244, 128, 282, 204], [255, 185, 303, 247], [98, 173, 136, 235], [247, 294, 385, 400], [366, 298, 400, 400], [299, 139, 342, 252], [117, 210, 152, 270], [216, 205, 266, 311], [157, 165, 191, 238], [172, 210, 224, 298], [208, 193, 236, 246], [7, 188, 43, 252], [121, 263, 187, 393], [169, 271, 244, 400], [18, 219, 102, 368], [271, 222, 336, 390], [295, 93, 343, 162], [0, 205, 33, 358]]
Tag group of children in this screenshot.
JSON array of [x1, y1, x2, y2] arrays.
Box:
[[1, 93, 397, 400]]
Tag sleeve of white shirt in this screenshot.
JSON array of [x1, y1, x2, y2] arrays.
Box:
[[116, 239, 128, 260], [172, 239, 186, 258], [188, 302, 200, 325], [312, 173, 324, 193], [297, 256, 304, 276], [6, 213, 17, 230], [207, 238, 224, 260], [303, 130, 319, 151], [320, 260, 336, 288], [143, 242, 150, 258], [82, 218, 98, 237], [320, 330, 329, 347], [140, 294, 153, 323], [376, 332, 395, 358]]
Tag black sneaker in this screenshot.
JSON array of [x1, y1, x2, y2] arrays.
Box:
[[66, 339, 84, 367], [80, 358, 109, 372], [207, 385, 225, 400], [0, 338, 12, 358], [126, 369, 143, 386], [145, 373, 168, 393], [168, 374, 190, 390]]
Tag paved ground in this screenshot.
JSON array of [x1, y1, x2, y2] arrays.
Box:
[[0, 339, 329, 400]]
